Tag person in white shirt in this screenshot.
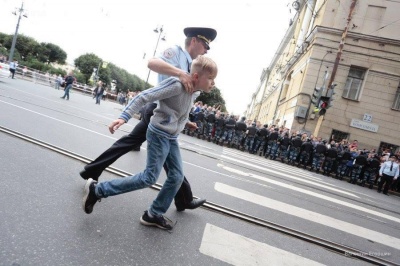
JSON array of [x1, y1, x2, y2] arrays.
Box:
[[378, 155, 399, 195], [9, 60, 18, 79]]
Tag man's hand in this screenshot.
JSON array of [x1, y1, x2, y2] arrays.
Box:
[[186, 121, 198, 131], [179, 72, 194, 93], [109, 119, 126, 134]]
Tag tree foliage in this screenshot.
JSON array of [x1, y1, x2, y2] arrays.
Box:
[[0, 33, 67, 64], [195, 87, 227, 112], [0, 31, 227, 107]]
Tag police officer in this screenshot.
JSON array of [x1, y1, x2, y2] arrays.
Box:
[[214, 113, 225, 144], [288, 133, 303, 165], [279, 133, 291, 163], [378, 155, 399, 195], [265, 127, 279, 159], [254, 124, 269, 156], [349, 151, 368, 184], [245, 122, 258, 153], [363, 154, 380, 188], [336, 146, 352, 180], [299, 138, 313, 169], [205, 109, 216, 141], [195, 109, 206, 138], [233, 116, 247, 149], [221, 115, 236, 146], [311, 140, 327, 173], [323, 144, 338, 176]]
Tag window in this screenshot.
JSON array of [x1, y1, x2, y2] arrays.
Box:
[[280, 72, 292, 102], [392, 83, 400, 110], [330, 129, 349, 143], [378, 142, 399, 155], [342, 66, 366, 100]]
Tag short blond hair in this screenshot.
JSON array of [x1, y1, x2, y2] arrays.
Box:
[[191, 55, 218, 76]]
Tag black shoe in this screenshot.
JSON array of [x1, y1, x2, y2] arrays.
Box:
[[383, 192, 389, 196], [186, 198, 206, 210], [377, 190, 382, 193], [80, 169, 99, 181], [140, 210, 173, 230], [82, 178, 100, 214]]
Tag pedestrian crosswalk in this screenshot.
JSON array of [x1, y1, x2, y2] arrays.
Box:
[[180, 144, 400, 264], [214, 182, 400, 249]]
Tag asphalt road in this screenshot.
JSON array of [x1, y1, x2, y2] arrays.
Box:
[[1, 77, 399, 266]]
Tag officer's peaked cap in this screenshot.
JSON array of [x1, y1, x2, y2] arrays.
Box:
[[184, 27, 217, 50]]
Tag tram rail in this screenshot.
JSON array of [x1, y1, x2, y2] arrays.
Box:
[[0, 125, 398, 266]]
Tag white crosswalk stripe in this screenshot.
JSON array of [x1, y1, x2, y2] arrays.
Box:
[[200, 223, 326, 266]]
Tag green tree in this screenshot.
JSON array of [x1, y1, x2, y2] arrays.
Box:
[[41, 43, 67, 64], [195, 87, 227, 112], [74, 53, 102, 84]]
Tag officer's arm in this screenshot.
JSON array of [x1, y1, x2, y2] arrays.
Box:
[[148, 58, 193, 93]]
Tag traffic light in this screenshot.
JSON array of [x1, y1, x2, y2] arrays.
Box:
[[318, 96, 330, 115], [311, 87, 322, 106]]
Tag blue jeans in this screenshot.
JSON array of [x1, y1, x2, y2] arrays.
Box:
[[96, 94, 102, 104], [61, 84, 72, 99], [95, 128, 184, 216]]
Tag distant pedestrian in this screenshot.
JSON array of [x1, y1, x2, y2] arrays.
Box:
[[22, 66, 28, 79], [55, 75, 63, 90], [60, 71, 75, 100], [93, 81, 104, 104], [9, 60, 18, 79]]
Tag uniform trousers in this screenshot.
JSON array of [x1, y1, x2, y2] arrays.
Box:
[[378, 174, 394, 194], [84, 102, 193, 209]]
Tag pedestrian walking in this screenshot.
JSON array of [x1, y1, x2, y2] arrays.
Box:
[[60, 71, 75, 100], [9, 59, 18, 79], [93, 81, 104, 104]]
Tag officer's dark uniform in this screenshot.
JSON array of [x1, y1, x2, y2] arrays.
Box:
[[324, 146, 338, 176], [363, 156, 380, 188], [221, 115, 236, 145], [245, 123, 258, 153], [254, 124, 269, 156], [279, 134, 291, 162], [299, 139, 313, 169], [349, 153, 368, 184], [195, 110, 206, 138], [288, 135, 303, 165], [265, 128, 279, 159], [214, 114, 225, 143], [205, 111, 216, 141], [233, 117, 247, 149], [311, 142, 327, 172], [336, 149, 352, 180]]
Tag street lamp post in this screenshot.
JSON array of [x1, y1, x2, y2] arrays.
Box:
[[145, 25, 166, 84], [9, 1, 27, 62]]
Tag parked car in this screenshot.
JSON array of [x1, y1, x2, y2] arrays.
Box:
[[0, 62, 10, 78]]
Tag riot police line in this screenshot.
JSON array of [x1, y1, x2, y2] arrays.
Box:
[[182, 110, 399, 193]]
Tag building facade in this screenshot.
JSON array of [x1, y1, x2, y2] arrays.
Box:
[[246, 0, 400, 152]]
